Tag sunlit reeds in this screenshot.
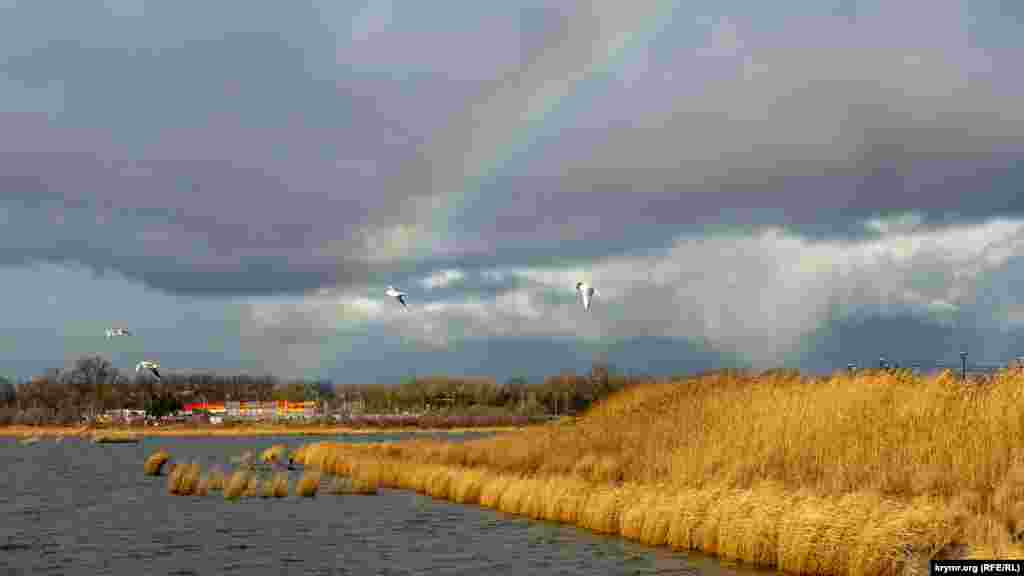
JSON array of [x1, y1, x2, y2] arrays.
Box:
[[167, 460, 202, 495], [224, 469, 252, 501], [296, 470, 321, 498], [243, 474, 260, 497], [143, 450, 171, 476], [260, 444, 287, 464], [291, 369, 1024, 573], [271, 472, 290, 498], [205, 466, 226, 491], [327, 475, 379, 495]]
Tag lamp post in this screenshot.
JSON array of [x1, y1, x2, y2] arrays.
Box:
[[960, 351, 968, 382]]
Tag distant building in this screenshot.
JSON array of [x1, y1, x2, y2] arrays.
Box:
[[181, 400, 319, 421]]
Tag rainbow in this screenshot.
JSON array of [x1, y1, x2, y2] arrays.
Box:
[[421, 0, 684, 256]]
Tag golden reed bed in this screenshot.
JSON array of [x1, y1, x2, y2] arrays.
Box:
[[0, 424, 524, 438], [292, 369, 1024, 575]]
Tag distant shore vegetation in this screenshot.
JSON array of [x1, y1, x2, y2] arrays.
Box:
[[0, 354, 652, 427]]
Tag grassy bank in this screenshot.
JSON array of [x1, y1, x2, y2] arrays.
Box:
[[292, 369, 1024, 575], [0, 423, 527, 438]]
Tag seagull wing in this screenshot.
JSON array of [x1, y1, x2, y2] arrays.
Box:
[[150, 367, 161, 379], [397, 294, 407, 308]]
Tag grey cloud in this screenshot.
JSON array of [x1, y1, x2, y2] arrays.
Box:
[[3, 0, 1024, 301], [0, 26, 447, 294], [405, 4, 1024, 260], [0, 1, 590, 295]]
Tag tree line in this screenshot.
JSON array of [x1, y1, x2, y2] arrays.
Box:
[[0, 354, 657, 425]]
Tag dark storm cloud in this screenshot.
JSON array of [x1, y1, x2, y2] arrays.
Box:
[[2, 0, 1024, 299], [412, 3, 1024, 259]]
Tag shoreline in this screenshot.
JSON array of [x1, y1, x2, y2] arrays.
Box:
[[294, 442, 997, 575], [0, 424, 528, 438]]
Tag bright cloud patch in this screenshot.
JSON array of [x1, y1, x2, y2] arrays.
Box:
[[420, 269, 465, 290], [239, 217, 1024, 374]]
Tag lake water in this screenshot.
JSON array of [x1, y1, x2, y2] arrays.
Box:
[[1, 433, 779, 575]]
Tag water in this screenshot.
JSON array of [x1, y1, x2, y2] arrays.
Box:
[[1, 434, 779, 575]]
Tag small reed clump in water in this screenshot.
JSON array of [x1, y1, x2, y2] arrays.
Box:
[[167, 461, 202, 495], [195, 474, 210, 496], [224, 469, 253, 501], [243, 474, 261, 498], [205, 466, 226, 491], [260, 472, 290, 498], [260, 444, 287, 464], [296, 470, 321, 498], [143, 450, 171, 476]]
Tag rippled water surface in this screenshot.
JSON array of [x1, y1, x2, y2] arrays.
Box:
[[1, 433, 779, 575]]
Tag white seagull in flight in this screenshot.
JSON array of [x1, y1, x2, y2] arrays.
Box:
[[576, 282, 600, 312], [105, 328, 132, 338], [136, 361, 161, 380], [385, 286, 408, 309]]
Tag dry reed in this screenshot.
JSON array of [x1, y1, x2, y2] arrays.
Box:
[[257, 472, 290, 498], [291, 369, 1024, 574], [327, 475, 379, 495], [224, 469, 252, 501], [260, 444, 287, 464], [143, 450, 171, 476], [271, 472, 290, 498], [243, 474, 260, 497], [205, 466, 226, 491], [296, 470, 321, 498], [167, 460, 202, 495]]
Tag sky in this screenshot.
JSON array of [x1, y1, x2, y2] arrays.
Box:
[[2, 0, 1024, 384]]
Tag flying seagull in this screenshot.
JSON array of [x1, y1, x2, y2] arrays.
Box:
[[105, 328, 132, 338], [385, 286, 408, 309], [136, 360, 161, 380], [576, 282, 600, 312]]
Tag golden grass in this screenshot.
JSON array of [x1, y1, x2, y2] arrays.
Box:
[[167, 460, 202, 495], [143, 450, 171, 476], [224, 469, 252, 501], [327, 475, 380, 495], [296, 470, 321, 498], [292, 370, 1024, 574], [260, 444, 287, 464]]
